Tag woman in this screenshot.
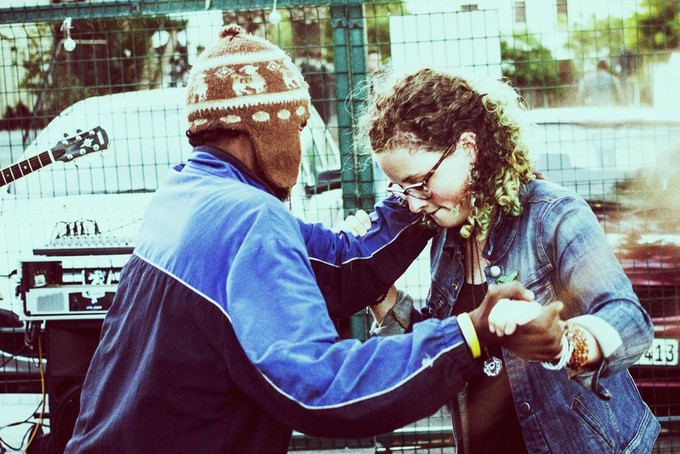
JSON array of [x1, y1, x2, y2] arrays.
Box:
[[355, 67, 660, 453]]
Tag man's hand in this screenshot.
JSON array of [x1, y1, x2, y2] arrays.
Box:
[[499, 301, 564, 361], [468, 282, 564, 361], [468, 282, 534, 348]]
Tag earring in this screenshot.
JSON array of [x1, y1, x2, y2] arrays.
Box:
[[468, 168, 479, 185]]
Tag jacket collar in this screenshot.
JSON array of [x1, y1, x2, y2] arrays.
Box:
[[192, 145, 288, 201], [486, 182, 528, 261]]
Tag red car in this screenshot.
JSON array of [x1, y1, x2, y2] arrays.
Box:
[[526, 106, 680, 425]]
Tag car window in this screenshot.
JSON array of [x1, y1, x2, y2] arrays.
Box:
[[528, 113, 680, 202]]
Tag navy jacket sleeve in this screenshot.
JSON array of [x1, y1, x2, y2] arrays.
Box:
[[228, 203, 477, 437], [299, 195, 436, 319]]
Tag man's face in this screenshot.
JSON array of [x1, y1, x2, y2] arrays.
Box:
[[367, 52, 380, 75]]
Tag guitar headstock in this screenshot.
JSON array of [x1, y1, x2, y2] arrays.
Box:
[[51, 126, 110, 163]]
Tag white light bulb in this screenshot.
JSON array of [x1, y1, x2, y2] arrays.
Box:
[[268, 9, 281, 25], [63, 37, 76, 52]]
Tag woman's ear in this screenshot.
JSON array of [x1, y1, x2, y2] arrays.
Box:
[[459, 131, 478, 160], [459, 131, 477, 148]]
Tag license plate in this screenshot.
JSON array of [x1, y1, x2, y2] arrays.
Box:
[[635, 338, 679, 366]]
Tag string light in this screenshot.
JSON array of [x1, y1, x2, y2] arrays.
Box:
[[61, 17, 76, 52], [268, 0, 281, 25]]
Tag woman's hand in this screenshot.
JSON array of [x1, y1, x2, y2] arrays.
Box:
[[468, 282, 564, 361], [488, 298, 543, 336], [337, 209, 371, 237], [502, 301, 565, 361], [468, 282, 535, 347]]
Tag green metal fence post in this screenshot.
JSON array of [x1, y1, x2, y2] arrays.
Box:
[[330, 3, 373, 341], [330, 3, 374, 217]]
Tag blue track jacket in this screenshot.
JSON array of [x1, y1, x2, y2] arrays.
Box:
[[65, 148, 479, 454]]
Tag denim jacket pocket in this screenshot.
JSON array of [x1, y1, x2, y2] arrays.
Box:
[[570, 395, 615, 452], [520, 268, 555, 306]]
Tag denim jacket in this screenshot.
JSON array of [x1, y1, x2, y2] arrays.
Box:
[[384, 179, 660, 453]]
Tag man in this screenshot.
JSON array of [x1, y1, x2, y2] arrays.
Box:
[[65, 25, 562, 454], [367, 49, 381, 76], [578, 59, 624, 106]]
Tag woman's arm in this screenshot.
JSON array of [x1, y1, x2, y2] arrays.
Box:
[[543, 194, 653, 384]]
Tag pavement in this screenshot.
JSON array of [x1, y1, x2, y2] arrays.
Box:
[[3, 393, 680, 453]]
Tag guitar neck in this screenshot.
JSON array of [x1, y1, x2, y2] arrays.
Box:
[[0, 150, 53, 188]]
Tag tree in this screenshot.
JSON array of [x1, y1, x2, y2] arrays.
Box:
[[501, 35, 575, 107], [567, 16, 628, 70], [635, 0, 680, 51], [18, 16, 186, 130], [364, 1, 410, 62]]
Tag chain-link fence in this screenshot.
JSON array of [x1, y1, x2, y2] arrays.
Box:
[[1, 0, 679, 452]]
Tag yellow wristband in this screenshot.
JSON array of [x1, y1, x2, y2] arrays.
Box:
[[457, 312, 481, 359]]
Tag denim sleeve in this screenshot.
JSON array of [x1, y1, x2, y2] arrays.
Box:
[[370, 289, 415, 336], [541, 195, 654, 381]]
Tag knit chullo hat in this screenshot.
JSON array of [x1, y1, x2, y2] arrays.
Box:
[[186, 24, 311, 193]]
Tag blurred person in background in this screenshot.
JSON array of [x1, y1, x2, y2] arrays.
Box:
[[61, 26, 564, 454], [578, 59, 624, 106], [367, 49, 382, 76], [350, 66, 659, 454]]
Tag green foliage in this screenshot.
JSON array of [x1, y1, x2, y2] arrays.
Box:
[[567, 16, 628, 66], [364, 1, 409, 61], [0, 101, 31, 131], [501, 36, 564, 88], [501, 35, 574, 107], [636, 0, 680, 50], [18, 16, 186, 128]]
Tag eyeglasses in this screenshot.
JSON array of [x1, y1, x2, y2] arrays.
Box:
[[386, 143, 456, 200]]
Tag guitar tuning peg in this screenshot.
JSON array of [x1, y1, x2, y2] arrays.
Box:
[[63, 132, 69, 137], [76, 129, 83, 133]]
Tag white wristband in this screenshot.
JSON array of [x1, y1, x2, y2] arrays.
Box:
[[541, 332, 573, 371]]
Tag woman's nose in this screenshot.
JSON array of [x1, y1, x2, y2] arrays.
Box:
[[407, 196, 429, 213]]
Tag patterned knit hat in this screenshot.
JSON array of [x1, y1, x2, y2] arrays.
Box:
[[186, 24, 311, 193]]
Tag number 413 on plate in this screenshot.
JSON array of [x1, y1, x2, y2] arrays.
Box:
[[635, 338, 679, 366]]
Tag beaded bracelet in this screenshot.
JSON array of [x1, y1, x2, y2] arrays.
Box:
[[566, 324, 589, 370], [541, 323, 590, 371]]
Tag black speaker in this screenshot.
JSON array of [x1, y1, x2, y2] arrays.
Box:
[[42, 319, 103, 454]]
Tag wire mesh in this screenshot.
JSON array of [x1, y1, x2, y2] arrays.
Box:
[[1, 0, 679, 452]]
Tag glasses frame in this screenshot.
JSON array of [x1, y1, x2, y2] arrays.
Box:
[[386, 143, 457, 200]]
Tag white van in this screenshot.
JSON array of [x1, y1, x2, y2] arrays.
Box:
[[0, 87, 343, 319]]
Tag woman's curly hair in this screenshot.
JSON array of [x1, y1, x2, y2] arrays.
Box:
[[356, 67, 535, 239]]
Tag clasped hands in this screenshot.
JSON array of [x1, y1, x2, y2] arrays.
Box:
[[470, 281, 564, 362], [340, 209, 565, 361]]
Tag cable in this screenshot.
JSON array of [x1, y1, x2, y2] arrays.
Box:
[[0, 346, 47, 452], [21, 331, 46, 453], [0, 345, 33, 368], [0, 431, 23, 451], [24, 321, 41, 351]]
